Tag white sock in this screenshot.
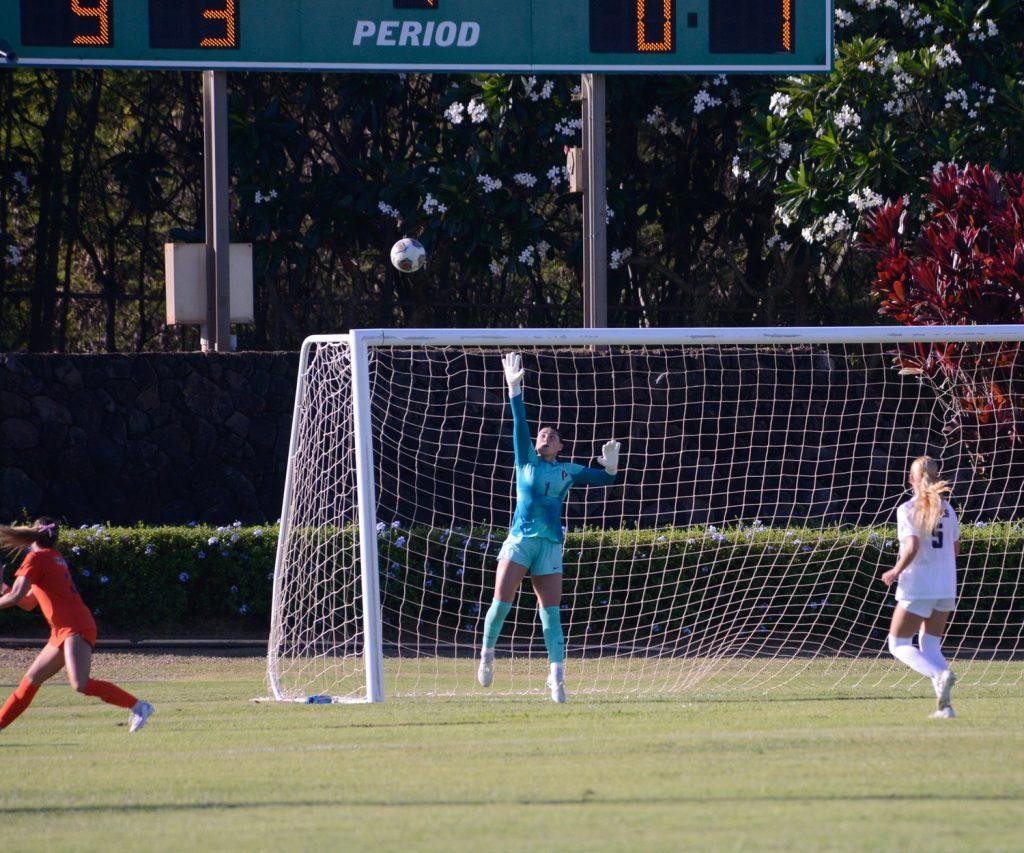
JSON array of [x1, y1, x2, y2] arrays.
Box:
[[480, 648, 494, 662], [919, 632, 949, 674], [888, 635, 942, 679], [550, 662, 564, 683]]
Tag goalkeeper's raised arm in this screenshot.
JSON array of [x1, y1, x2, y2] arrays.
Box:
[[479, 352, 621, 703]]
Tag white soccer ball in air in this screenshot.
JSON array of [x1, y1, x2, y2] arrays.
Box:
[[390, 237, 427, 273]]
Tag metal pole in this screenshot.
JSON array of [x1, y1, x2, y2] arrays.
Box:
[[202, 70, 232, 351], [581, 73, 608, 329]]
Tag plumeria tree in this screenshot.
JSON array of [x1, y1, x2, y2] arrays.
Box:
[[737, 0, 1024, 321]]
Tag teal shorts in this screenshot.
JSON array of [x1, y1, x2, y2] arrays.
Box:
[[497, 535, 563, 576]]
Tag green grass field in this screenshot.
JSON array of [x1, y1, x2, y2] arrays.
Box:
[[1, 651, 1022, 851]]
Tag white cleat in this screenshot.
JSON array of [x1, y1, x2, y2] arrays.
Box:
[[546, 675, 566, 704], [930, 705, 955, 719], [477, 652, 494, 688], [129, 701, 154, 733], [935, 669, 957, 711]]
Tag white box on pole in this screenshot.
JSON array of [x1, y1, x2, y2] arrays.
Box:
[[164, 242, 254, 325]]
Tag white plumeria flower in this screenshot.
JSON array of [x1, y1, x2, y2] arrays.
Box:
[[444, 102, 465, 124], [467, 98, 488, 124], [609, 247, 633, 270], [476, 174, 502, 193], [769, 92, 792, 118], [833, 104, 861, 132]]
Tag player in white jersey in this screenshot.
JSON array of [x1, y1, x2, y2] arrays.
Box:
[[881, 456, 960, 718]]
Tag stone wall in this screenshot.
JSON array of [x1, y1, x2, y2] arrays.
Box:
[[1, 345, 1011, 529], [1, 352, 299, 525]]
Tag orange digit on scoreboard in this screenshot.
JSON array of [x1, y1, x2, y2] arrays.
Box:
[[201, 0, 237, 48], [71, 0, 111, 46], [637, 0, 673, 53]]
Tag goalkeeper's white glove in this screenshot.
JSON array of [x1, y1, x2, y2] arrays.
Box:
[[502, 352, 524, 397], [597, 440, 621, 475]]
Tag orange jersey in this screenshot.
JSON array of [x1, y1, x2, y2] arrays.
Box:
[[15, 548, 96, 638]]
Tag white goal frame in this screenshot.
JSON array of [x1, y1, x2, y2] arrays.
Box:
[[267, 324, 1024, 704]]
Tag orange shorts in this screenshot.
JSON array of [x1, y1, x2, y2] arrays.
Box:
[[48, 625, 97, 650]]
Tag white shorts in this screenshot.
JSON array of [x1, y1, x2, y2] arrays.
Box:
[[897, 597, 956, 618]]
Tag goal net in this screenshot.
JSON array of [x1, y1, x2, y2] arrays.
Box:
[[267, 327, 1024, 702]]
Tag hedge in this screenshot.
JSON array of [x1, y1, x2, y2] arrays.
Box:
[[0, 523, 277, 636], [1, 522, 1021, 646]]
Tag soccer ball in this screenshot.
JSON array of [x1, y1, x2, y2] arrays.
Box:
[[390, 238, 427, 273]]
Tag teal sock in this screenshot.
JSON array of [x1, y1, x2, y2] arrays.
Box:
[[482, 600, 512, 650], [539, 605, 565, 664]]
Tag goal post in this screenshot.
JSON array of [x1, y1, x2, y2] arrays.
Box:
[[267, 325, 1024, 703]]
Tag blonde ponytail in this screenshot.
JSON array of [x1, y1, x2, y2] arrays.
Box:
[[908, 456, 950, 534], [0, 517, 59, 558]]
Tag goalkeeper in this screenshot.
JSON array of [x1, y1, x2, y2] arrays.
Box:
[[478, 352, 621, 703]]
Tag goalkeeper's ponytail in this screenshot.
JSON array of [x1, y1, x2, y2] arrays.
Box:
[[908, 456, 950, 535]]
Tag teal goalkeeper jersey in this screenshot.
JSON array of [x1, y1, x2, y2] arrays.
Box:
[[508, 392, 616, 543]]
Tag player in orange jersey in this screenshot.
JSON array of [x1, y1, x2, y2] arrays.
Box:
[[0, 518, 154, 733]]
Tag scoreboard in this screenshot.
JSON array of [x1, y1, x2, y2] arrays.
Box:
[[4, 0, 832, 72]]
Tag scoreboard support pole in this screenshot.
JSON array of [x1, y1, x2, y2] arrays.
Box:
[[201, 69, 232, 352], [581, 73, 608, 329]]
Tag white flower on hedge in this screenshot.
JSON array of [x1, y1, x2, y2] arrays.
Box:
[[444, 101, 465, 124], [776, 141, 792, 162], [775, 206, 794, 227], [693, 89, 721, 114], [477, 174, 502, 193], [5, 245, 23, 266], [848, 187, 884, 211], [802, 226, 817, 244], [535, 240, 550, 258], [835, 8, 853, 26], [254, 528, 263, 537], [208, 536, 219, 546], [518, 245, 536, 265], [769, 92, 792, 118], [606, 205, 614, 224], [513, 172, 537, 188], [833, 105, 861, 132], [467, 98, 488, 124], [712, 74, 728, 87], [609, 247, 633, 270]]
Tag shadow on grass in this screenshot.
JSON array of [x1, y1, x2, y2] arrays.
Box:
[[3, 792, 1024, 816]]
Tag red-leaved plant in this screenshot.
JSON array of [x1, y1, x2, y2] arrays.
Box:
[[861, 164, 1024, 483]]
